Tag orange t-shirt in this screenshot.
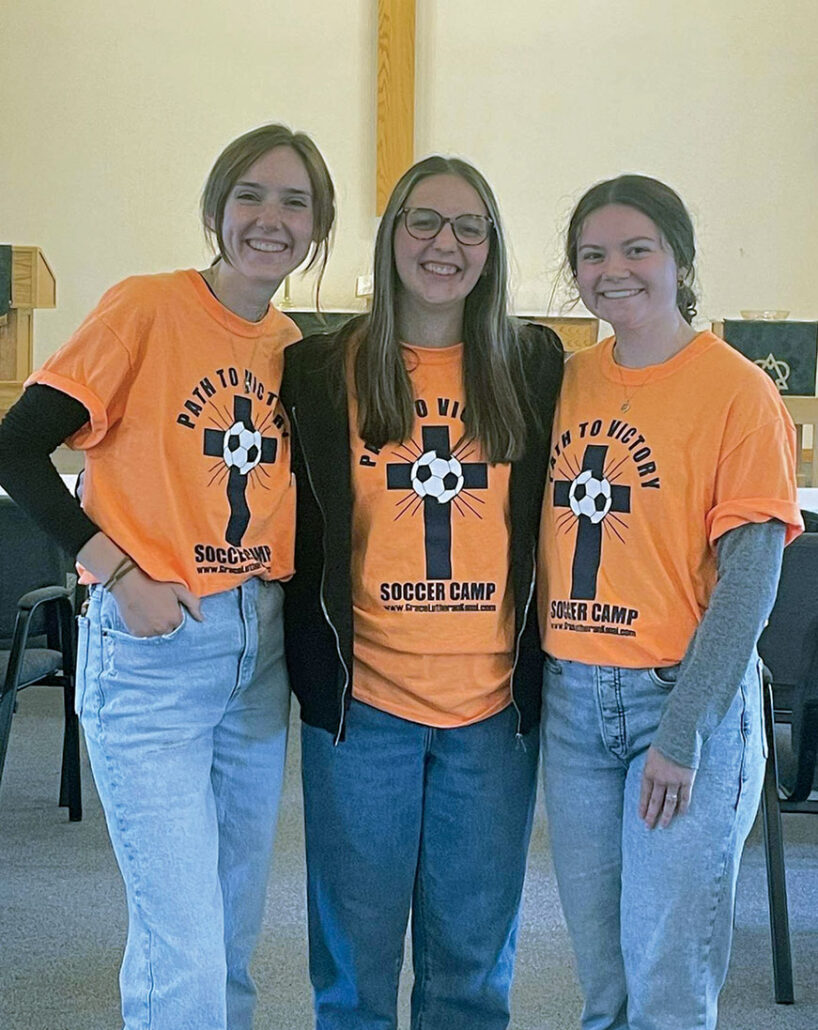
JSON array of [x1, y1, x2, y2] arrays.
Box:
[[539, 332, 802, 667], [350, 343, 514, 727], [27, 269, 301, 595]]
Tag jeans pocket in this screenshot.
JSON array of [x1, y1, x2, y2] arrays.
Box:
[[736, 677, 750, 807], [648, 663, 680, 689], [100, 608, 190, 683], [102, 606, 188, 643], [74, 614, 90, 717], [543, 652, 563, 675], [736, 658, 766, 805], [757, 657, 769, 761]]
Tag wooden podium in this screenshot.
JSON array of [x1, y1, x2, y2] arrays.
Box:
[[0, 246, 56, 415]]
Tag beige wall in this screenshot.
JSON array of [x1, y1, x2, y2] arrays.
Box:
[[419, 0, 818, 325], [2, 0, 816, 363]]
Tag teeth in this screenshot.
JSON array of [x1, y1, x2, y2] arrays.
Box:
[[248, 240, 286, 252], [600, 289, 641, 298], [422, 262, 458, 276]]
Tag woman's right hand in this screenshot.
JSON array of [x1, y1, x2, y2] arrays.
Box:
[[109, 567, 203, 637], [77, 531, 203, 637]]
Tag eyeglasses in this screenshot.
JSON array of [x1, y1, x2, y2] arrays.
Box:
[[398, 207, 493, 246]]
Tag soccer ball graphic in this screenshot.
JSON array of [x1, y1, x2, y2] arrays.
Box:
[[222, 421, 262, 476], [568, 470, 612, 524], [411, 450, 464, 504]]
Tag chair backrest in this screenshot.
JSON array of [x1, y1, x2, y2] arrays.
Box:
[[759, 529, 818, 691], [0, 496, 74, 646]]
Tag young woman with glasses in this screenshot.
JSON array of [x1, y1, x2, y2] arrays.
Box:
[[538, 174, 801, 1029], [0, 124, 335, 1030], [281, 155, 563, 1030]]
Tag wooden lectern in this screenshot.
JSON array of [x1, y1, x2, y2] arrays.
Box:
[[0, 246, 56, 416]]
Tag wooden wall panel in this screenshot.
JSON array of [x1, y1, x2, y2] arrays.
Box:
[[376, 0, 415, 214]]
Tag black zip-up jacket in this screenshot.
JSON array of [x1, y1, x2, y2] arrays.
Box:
[[280, 320, 563, 741]]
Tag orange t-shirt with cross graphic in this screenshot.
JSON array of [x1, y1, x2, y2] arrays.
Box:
[[350, 343, 514, 727], [539, 331, 802, 668], [27, 269, 301, 595]]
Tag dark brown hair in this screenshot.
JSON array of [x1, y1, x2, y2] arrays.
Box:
[[565, 174, 697, 323]]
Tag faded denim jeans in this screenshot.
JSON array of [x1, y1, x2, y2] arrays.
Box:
[[301, 700, 539, 1030], [541, 656, 765, 1030], [76, 578, 289, 1030]]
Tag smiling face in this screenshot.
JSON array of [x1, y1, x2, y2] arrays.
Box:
[[217, 145, 315, 291], [574, 203, 684, 335], [393, 173, 490, 323]]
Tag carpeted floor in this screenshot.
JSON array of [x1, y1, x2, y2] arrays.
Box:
[[1, 687, 816, 1030]]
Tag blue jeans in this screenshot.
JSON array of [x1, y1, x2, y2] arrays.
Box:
[[301, 700, 538, 1030], [75, 578, 290, 1030], [541, 657, 765, 1030]]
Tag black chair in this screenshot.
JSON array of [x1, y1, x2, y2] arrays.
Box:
[[757, 526, 818, 1004], [0, 495, 81, 821]]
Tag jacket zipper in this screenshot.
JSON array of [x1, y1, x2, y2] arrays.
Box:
[[291, 405, 351, 744], [510, 544, 537, 736]]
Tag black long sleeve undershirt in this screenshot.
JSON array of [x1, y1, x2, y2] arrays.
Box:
[[0, 384, 100, 556]]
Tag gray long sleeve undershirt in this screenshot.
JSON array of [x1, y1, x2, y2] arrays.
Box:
[[651, 519, 787, 770]]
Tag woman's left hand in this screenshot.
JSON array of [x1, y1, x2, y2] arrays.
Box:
[[638, 746, 696, 829]]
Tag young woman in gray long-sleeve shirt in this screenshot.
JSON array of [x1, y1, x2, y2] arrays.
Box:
[[538, 174, 802, 1030]]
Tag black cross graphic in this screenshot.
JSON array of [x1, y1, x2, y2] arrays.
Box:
[[203, 395, 277, 546], [554, 444, 630, 600], [386, 425, 488, 580]]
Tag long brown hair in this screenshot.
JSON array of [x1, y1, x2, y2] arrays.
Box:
[[201, 123, 335, 306], [354, 156, 529, 464]]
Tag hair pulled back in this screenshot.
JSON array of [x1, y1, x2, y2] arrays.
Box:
[[566, 174, 697, 324]]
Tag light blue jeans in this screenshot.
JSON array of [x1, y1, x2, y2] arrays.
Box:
[[541, 656, 765, 1030], [301, 700, 539, 1030], [75, 578, 290, 1030]]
